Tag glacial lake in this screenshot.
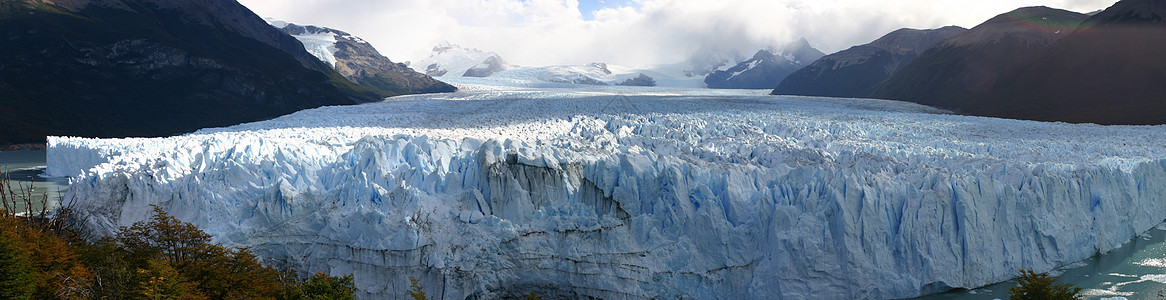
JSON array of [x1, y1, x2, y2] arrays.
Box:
[[0, 150, 69, 214], [916, 223, 1166, 300], [4, 149, 1164, 298]]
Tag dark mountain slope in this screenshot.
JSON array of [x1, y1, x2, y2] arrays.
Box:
[[772, 26, 966, 98], [982, 0, 1166, 124], [0, 0, 388, 144], [870, 7, 1088, 109]]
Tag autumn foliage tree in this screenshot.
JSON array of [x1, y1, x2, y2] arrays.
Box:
[[114, 206, 290, 299], [0, 211, 94, 299], [0, 204, 356, 299]]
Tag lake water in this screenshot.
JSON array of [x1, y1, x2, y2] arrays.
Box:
[[916, 223, 1166, 300], [0, 150, 69, 214]]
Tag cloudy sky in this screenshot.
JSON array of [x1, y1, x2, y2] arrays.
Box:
[[237, 0, 1116, 67]]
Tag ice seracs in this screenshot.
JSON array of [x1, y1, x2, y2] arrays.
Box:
[[49, 83, 1166, 299]]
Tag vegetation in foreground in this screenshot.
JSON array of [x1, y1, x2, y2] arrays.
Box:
[[1009, 269, 1082, 300], [0, 205, 355, 299]]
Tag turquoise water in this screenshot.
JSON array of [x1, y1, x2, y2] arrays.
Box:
[[916, 224, 1166, 300], [0, 150, 69, 214]]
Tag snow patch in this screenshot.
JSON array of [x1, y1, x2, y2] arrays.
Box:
[[291, 32, 339, 67]]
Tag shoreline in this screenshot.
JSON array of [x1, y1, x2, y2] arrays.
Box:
[[1, 143, 47, 151]]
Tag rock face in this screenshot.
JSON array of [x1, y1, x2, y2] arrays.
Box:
[[616, 74, 657, 87], [275, 22, 455, 94], [978, 0, 1166, 124], [704, 39, 825, 89], [0, 0, 387, 145], [772, 26, 967, 98], [462, 55, 510, 78], [870, 7, 1088, 111]]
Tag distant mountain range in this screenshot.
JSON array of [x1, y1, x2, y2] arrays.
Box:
[[705, 38, 824, 89], [410, 42, 514, 78], [772, 26, 967, 98], [410, 42, 693, 87], [777, 0, 1166, 125], [0, 0, 448, 145]]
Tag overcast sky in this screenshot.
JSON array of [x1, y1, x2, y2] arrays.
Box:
[[236, 0, 1117, 67]]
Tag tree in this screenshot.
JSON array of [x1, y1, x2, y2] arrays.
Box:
[[131, 258, 205, 300], [1009, 269, 1082, 300], [117, 206, 213, 265], [408, 277, 427, 300], [0, 204, 355, 299], [0, 213, 94, 299], [280, 271, 356, 300], [116, 206, 282, 299]]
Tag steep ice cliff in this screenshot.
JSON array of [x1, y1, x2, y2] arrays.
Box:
[[48, 85, 1166, 299]]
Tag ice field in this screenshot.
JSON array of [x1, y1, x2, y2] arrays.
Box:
[[48, 80, 1166, 299]]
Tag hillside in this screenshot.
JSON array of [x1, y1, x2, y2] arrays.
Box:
[[870, 6, 1088, 110], [0, 0, 403, 145], [275, 22, 455, 95], [982, 0, 1166, 124], [772, 26, 966, 98]]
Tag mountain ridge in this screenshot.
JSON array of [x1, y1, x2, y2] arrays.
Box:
[[0, 0, 437, 144], [772, 26, 966, 98], [978, 0, 1166, 124], [870, 6, 1088, 110], [705, 39, 825, 89], [274, 21, 456, 94]]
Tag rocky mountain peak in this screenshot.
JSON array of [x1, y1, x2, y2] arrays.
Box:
[[272, 20, 455, 94]]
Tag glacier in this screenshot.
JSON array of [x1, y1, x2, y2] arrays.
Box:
[[47, 82, 1166, 299]]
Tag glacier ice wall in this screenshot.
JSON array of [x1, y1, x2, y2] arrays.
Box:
[[48, 86, 1166, 299]]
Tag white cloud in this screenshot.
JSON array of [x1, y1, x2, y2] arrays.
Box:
[[237, 0, 1117, 66]]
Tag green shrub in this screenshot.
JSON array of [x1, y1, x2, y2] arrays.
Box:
[[0, 232, 35, 299], [1009, 269, 1082, 300], [280, 271, 356, 300]]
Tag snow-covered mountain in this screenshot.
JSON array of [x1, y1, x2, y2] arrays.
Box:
[[684, 45, 746, 77], [48, 82, 1166, 299], [271, 20, 455, 94], [410, 42, 513, 77], [704, 38, 826, 89], [477, 62, 705, 87], [409, 42, 708, 87]]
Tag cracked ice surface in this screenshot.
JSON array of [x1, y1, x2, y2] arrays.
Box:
[[48, 83, 1166, 299]]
